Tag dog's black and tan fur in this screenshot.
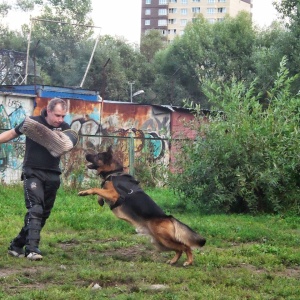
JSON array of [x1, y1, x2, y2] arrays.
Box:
[[78, 146, 206, 266]]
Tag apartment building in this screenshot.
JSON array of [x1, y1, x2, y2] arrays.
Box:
[[141, 0, 252, 42]]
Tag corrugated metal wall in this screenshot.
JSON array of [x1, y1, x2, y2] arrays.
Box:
[[2, 94, 196, 185]]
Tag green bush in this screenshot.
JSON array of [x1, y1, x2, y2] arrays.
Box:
[[171, 57, 300, 215]]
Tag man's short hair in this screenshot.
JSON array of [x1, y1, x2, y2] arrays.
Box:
[[47, 98, 67, 112]]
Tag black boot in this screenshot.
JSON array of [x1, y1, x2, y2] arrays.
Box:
[[25, 219, 43, 261], [8, 229, 26, 258]]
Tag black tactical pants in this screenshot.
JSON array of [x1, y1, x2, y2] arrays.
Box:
[[12, 167, 60, 253]]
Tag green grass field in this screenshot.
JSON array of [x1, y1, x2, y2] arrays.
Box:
[[0, 185, 299, 299]]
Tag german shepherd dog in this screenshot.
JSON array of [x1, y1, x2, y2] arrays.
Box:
[[78, 146, 206, 266]]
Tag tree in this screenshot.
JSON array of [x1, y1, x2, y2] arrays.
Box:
[[274, 0, 299, 19], [152, 12, 256, 107], [171, 57, 300, 215], [140, 29, 166, 63], [24, 0, 94, 86], [272, 0, 300, 93], [251, 23, 287, 98]]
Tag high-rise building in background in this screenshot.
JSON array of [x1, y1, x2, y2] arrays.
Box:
[[141, 0, 252, 42]]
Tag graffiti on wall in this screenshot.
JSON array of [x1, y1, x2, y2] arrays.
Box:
[[0, 96, 33, 182], [60, 111, 169, 183], [0, 97, 170, 184]]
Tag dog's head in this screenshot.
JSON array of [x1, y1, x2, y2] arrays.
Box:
[[85, 146, 123, 176]]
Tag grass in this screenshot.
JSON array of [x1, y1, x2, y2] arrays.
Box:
[[0, 184, 299, 299]]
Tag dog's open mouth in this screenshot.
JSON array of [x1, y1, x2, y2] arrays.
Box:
[[87, 163, 98, 170], [85, 153, 100, 170]]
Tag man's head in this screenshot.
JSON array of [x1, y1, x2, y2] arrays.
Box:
[[46, 98, 67, 127]]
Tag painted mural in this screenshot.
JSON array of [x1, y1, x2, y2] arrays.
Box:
[[0, 95, 34, 183], [62, 101, 170, 184], [0, 94, 171, 184]]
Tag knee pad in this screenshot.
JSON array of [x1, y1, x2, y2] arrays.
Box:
[[28, 205, 43, 219]]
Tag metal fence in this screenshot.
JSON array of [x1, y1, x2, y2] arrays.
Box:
[[0, 132, 171, 186]]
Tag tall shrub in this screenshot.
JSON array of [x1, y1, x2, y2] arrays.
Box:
[[171, 57, 300, 215]]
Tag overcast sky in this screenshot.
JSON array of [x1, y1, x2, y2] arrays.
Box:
[[3, 0, 279, 44]]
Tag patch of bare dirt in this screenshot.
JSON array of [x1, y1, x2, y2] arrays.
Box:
[[0, 267, 45, 279], [239, 263, 300, 279]]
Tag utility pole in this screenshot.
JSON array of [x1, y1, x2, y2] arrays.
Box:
[[101, 58, 111, 101], [128, 82, 135, 102]]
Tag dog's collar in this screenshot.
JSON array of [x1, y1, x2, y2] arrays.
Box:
[[99, 168, 124, 181]]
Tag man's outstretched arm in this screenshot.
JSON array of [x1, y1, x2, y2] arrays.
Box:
[[0, 129, 19, 144]]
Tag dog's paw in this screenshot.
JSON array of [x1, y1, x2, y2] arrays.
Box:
[[166, 259, 176, 265], [78, 190, 89, 196], [98, 197, 105, 206]]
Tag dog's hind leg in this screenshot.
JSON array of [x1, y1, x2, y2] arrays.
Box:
[[148, 219, 195, 266], [183, 248, 193, 266], [167, 250, 183, 265], [164, 242, 194, 266]]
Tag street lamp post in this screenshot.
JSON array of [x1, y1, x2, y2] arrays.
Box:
[[128, 82, 135, 102], [128, 82, 144, 102]]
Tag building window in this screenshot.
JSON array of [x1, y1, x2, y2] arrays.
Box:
[[159, 0, 168, 4], [145, 9, 151, 15], [207, 8, 216, 14], [181, 8, 188, 15], [168, 29, 177, 34], [169, 18, 176, 24], [169, 8, 177, 13], [159, 9, 167, 15], [208, 18, 216, 24], [193, 0, 200, 2], [145, 20, 151, 25], [169, 0, 177, 3], [207, 0, 215, 3], [192, 7, 200, 13], [181, 0, 188, 4], [181, 19, 187, 25], [145, 0, 151, 4], [158, 19, 168, 26], [218, 7, 226, 13], [218, 0, 226, 2]]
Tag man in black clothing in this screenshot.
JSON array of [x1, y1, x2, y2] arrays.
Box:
[[0, 97, 73, 260]]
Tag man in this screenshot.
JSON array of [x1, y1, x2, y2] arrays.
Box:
[[0, 97, 75, 261]]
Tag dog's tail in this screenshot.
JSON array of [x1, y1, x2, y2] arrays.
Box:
[[171, 217, 206, 248]]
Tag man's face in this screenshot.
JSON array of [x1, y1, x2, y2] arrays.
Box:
[[46, 104, 67, 127]]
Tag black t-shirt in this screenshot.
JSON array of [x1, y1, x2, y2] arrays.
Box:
[[15, 109, 70, 174]]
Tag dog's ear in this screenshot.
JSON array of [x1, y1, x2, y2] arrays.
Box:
[[104, 146, 113, 163], [107, 145, 113, 155]]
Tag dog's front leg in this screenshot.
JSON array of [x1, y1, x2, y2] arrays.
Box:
[[78, 188, 112, 200], [78, 183, 119, 202]]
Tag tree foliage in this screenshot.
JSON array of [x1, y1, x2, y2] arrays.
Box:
[[272, 0, 300, 93], [25, 0, 94, 86], [140, 29, 166, 63], [0, 0, 300, 107], [171, 57, 300, 215], [152, 12, 256, 106]]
